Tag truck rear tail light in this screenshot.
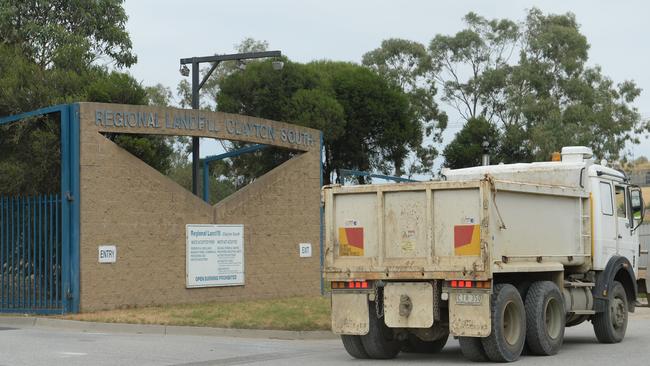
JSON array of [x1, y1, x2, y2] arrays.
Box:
[[331, 281, 369, 289], [448, 280, 490, 289]]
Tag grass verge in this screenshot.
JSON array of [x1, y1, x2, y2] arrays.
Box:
[[60, 296, 330, 331]]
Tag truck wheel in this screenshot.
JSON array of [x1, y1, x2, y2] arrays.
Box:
[[593, 280, 628, 343], [481, 284, 526, 362], [524, 281, 565, 355], [459, 336, 489, 362], [402, 333, 448, 353], [341, 335, 369, 359], [360, 313, 401, 359]]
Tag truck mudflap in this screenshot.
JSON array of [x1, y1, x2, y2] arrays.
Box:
[[331, 292, 369, 335], [383, 282, 434, 328], [449, 288, 491, 337]]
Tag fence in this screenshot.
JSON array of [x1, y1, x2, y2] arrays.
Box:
[[0, 194, 62, 312]]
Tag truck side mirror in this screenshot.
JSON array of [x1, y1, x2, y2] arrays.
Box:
[[630, 186, 644, 230]]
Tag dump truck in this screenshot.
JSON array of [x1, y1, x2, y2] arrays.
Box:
[[323, 146, 650, 362]]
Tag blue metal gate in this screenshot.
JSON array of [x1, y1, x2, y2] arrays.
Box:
[[0, 104, 79, 314], [0, 194, 62, 312]]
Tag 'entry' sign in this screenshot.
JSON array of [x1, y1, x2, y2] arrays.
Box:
[[98, 245, 117, 263]]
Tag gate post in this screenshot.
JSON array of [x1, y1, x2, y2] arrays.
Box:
[[60, 104, 80, 313]]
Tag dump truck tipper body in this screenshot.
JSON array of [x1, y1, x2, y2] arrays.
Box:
[[324, 147, 648, 362]]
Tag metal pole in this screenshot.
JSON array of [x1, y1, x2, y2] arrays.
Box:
[[180, 51, 282, 197], [482, 154, 490, 166], [191, 61, 200, 195], [203, 161, 209, 203], [482, 140, 490, 166]]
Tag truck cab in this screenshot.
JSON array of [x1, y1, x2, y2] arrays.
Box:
[[589, 163, 642, 275]]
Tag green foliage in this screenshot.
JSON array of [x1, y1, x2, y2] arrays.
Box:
[[0, 1, 174, 194], [87, 71, 147, 104], [432, 9, 645, 166], [288, 89, 345, 141], [0, 116, 60, 195], [429, 12, 519, 121], [145, 84, 174, 107], [85, 71, 175, 175], [110, 134, 173, 174], [442, 117, 500, 169], [323, 61, 417, 177], [205, 160, 238, 204], [362, 39, 447, 175], [216, 59, 417, 184], [0, 0, 136, 68]]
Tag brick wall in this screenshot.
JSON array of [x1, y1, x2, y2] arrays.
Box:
[[78, 104, 321, 311], [213, 148, 322, 300]]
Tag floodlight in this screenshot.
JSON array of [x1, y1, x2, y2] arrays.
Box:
[[180, 64, 190, 77], [272, 61, 284, 71]]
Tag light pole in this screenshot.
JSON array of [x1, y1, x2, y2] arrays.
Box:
[[179, 51, 283, 196], [482, 139, 490, 166]]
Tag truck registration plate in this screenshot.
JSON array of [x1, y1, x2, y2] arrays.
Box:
[[456, 293, 482, 306]]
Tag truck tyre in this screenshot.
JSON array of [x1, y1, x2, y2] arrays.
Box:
[[524, 281, 565, 355], [360, 312, 401, 359], [593, 280, 628, 343], [459, 336, 489, 362], [341, 335, 370, 359], [481, 284, 526, 362], [402, 333, 448, 353]]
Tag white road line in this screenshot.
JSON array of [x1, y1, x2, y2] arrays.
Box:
[[58, 352, 88, 356]]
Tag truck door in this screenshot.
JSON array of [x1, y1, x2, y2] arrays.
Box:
[[596, 181, 617, 269], [615, 184, 637, 273]]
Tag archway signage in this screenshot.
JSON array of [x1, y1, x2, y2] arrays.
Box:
[[85, 102, 318, 151]]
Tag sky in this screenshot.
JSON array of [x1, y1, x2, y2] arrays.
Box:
[[123, 0, 650, 169]]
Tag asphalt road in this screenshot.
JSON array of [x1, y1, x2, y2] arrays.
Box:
[[1, 309, 649, 366]]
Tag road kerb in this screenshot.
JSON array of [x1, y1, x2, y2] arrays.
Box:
[[0, 316, 337, 340]]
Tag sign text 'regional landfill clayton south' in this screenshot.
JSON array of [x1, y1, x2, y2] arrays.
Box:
[[94, 108, 315, 148]]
